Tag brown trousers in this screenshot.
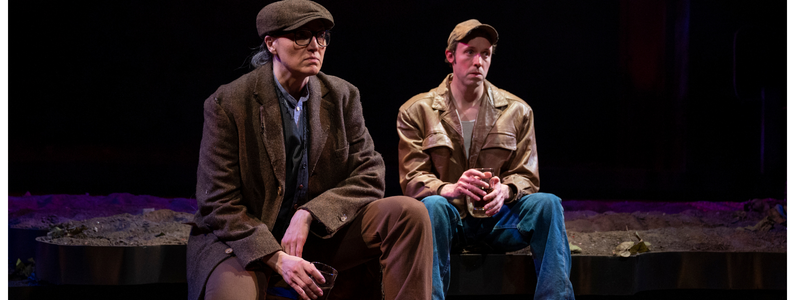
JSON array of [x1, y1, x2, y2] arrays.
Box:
[[205, 196, 433, 300]]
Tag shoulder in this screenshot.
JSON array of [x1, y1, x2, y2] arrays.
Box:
[[204, 67, 263, 111], [490, 84, 533, 114], [316, 71, 358, 95], [398, 87, 438, 114]]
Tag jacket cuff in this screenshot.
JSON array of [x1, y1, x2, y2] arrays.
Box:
[[505, 183, 520, 204], [226, 225, 282, 269], [433, 181, 450, 197]]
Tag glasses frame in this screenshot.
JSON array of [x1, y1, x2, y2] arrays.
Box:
[[292, 29, 331, 47]]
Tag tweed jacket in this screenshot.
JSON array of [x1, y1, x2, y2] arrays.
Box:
[[187, 61, 385, 300], [397, 74, 540, 219]]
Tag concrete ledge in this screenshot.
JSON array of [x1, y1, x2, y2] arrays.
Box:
[[36, 243, 187, 285], [34, 237, 786, 297], [449, 252, 787, 295]]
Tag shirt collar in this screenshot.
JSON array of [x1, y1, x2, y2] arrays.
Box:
[[273, 73, 310, 108]]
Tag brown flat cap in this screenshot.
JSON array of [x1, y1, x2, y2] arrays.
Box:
[[447, 19, 499, 47], [256, 0, 334, 37]]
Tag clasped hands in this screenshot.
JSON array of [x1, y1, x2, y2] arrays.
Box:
[[439, 168, 510, 217]]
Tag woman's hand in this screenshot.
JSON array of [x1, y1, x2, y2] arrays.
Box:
[[263, 251, 325, 300]]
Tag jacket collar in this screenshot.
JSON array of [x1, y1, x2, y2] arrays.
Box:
[[431, 74, 508, 111]]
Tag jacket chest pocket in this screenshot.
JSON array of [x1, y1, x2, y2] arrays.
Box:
[[423, 132, 457, 176], [476, 132, 516, 170]]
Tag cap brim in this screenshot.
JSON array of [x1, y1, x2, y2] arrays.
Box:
[[283, 16, 334, 32], [470, 24, 498, 44]]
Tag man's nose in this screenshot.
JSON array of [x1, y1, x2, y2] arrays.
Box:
[[472, 54, 483, 67]]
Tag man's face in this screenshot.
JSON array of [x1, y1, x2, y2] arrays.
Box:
[[446, 36, 493, 88], [267, 20, 328, 78]]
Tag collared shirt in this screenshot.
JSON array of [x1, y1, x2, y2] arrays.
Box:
[[274, 77, 309, 126], [272, 75, 310, 241]]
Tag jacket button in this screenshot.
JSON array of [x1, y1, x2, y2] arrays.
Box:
[[293, 204, 298, 210], [297, 184, 304, 190], [339, 214, 347, 222], [224, 248, 233, 254]]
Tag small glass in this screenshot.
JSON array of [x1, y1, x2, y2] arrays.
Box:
[[467, 168, 493, 218], [311, 262, 338, 300]]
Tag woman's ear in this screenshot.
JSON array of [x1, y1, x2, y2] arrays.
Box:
[[265, 36, 277, 54]]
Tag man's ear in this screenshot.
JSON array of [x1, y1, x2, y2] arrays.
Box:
[[265, 36, 278, 54], [445, 50, 455, 64]]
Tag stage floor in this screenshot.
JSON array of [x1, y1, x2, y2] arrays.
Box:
[[8, 194, 787, 298]]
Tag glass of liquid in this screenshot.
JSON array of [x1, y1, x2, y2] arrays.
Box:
[[466, 168, 493, 218], [311, 262, 338, 300]]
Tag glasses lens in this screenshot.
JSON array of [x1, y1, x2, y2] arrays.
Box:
[[316, 31, 330, 47], [294, 30, 313, 46]]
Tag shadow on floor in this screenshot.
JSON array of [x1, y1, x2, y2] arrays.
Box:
[[451, 289, 787, 300], [9, 283, 787, 300]]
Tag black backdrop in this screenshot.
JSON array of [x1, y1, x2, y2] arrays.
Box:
[[9, 0, 786, 201]]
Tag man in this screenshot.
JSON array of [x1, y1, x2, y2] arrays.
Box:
[[187, 1, 433, 300], [397, 19, 575, 300]]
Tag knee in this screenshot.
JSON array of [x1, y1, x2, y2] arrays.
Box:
[[520, 193, 563, 215], [204, 258, 260, 300], [381, 196, 430, 224], [421, 195, 450, 214]]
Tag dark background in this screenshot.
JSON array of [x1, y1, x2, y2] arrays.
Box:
[[9, 0, 786, 202]]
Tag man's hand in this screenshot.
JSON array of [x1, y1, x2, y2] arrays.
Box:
[[282, 209, 313, 257], [263, 251, 325, 300], [440, 169, 491, 201], [482, 177, 510, 217]]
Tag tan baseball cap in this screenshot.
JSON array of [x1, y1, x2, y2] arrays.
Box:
[[447, 19, 499, 48], [256, 0, 334, 37]]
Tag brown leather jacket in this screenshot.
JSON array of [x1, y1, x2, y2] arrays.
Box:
[[397, 75, 540, 219]]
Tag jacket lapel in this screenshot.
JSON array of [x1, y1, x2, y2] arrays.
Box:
[[433, 75, 463, 138], [306, 76, 329, 174], [253, 64, 286, 185]]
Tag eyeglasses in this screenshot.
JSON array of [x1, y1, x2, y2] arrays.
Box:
[[292, 29, 331, 47]]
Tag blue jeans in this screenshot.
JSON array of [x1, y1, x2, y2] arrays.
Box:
[[422, 193, 575, 300]]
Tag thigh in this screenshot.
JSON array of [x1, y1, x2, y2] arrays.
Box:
[[421, 195, 461, 225], [302, 196, 396, 271], [304, 196, 428, 268], [302, 204, 378, 271], [303, 197, 424, 299], [479, 199, 533, 252], [204, 257, 267, 300]]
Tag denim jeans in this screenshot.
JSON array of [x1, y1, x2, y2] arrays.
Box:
[[422, 193, 575, 300]]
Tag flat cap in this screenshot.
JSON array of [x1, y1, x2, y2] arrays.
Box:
[[256, 0, 334, 37], [447, 19, 498, 47]]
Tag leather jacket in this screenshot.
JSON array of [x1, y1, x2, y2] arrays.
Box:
[[397, 74, 540, 219]]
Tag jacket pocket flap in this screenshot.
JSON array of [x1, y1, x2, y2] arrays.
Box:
[[422, 132, 453, 151], [482, 132, 517, 151]]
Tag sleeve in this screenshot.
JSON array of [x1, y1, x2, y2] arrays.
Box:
[[195, 92, 282, 269], [499, 105, 540, 203], [300, 86, 386, 237], [396, 106, 449, 199]]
